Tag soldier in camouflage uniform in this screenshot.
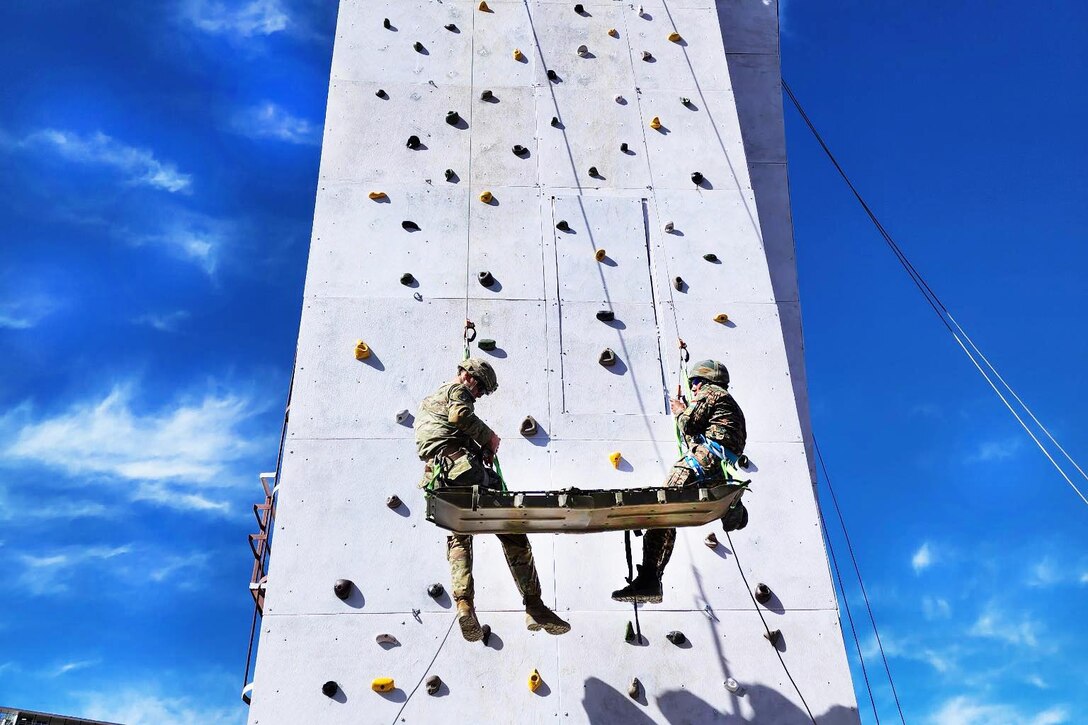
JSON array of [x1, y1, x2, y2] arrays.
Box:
[[415, 357, 571, 641], [612, 359, 747, 604]]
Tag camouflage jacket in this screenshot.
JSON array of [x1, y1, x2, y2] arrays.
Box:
[[677, 383, 746, 455], [414, 381, 496, 460]]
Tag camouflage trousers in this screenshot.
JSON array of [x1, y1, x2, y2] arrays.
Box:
[[642, 444, 725, 579]]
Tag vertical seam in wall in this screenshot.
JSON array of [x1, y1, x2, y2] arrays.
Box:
[[463, 4, 478, 324]]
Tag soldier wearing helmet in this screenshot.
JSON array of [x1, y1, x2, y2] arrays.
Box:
[[415, 358, 570, 640], [612, 358, 747, 604]]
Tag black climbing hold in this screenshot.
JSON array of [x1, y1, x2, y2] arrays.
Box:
[[333, 579, 353, 600], [386, 495, 402, 509], [478, 338, 496, 351], [666, 630, 687, 646], [376, 89, 388, 99], [681, 97, 692, 106], [754, 583, 772, 604], [620, 142, 629, 153], [402, 220, 420, 231], [446, 110, 461, 125], [624, 621, 636, 643], [520, 416, 538, 437], [547, 69, 558, 82], [642, 50, 653, 61], [322, 680, 339, 697], [588, 166, 600, 178], [595, 310, 614, 322], [444, 168, 456, 181], [703, 253, 719, 263], [445, 23, 458, 31], [481, 624, 492, 645], [555, 220, 570, 232], [428, 583, 445, 598], [480, 89, 493, 101], [691, 171, 704, 185], [737, 454, 750, 469], [426, 675, 442, 695], [406, 135, 421, 149], [574, 3, 585, 14], [599, 348, 617, 367], [551, 116, 561, 128], [673, 276, 684, 291], [478, 270, 495, 287], [400, 273, 414, 286], [628, 678, 641, 699], [764, 629, 782, 646], [383, 17, 391, 29], [512, 144, 528, 156], [413, 41, 425, 52]]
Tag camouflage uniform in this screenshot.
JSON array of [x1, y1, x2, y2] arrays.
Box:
[[415, 380, 542, 604]]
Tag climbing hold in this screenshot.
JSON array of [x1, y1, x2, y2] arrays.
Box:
[[609, 451, 622, 468], [481, 624, 492, 645], [322, 680, 339, 697], [663, 221, 674, 233], [406, 135, 422, 149], [637, 5, 646, 17], [588, 166, 600, 178], [547, 69, 559, 82], [513, 48, 524, 61], [764, 630, 782, 646], [624, 621, 636, 643], [400, 272, 414, 286], [642, 50, 653, 62], [551, 116, 561, 128], [724, 677, 741, 694], [376, 633, 400, 646], [480, 89, 494, 101], [333, 579, 353, 600], [691, 171, 704, 185], [512, 144, 528, 156], [608, 28, 618, 37], [666, 630, 687, 645], [368, 191, 387, 201], [628, 678, 641, 699], [615, 95, 625, 103], [383, 18, 392, 30], [428, 583, 445, 598], [520, 416, 538, 437], [555, 220, 570, 231], [372, 677, 395, 693], [595, 310, 615, 322], [354, 341, 371, 360], [600, 349, 617, 368], [395, 409, 410, 424], [681, 97, 692, 107], [574, 3, 585, 14], [649, 116, 662, 130], [445, 110, 461, 125], [444, 168, 456, 182], [594, 248, 607, 262], [668, 31, 683, 42], [737, 454, 750, 469], [386, 494, 403, 509], [704, 532, 719, 548], [528, 670, 542, 693], [714, 313, 729, 324], [445, 23, 458, 31], [478, 0, 490, 11], [620, 142, 629, 153], [703, 253, 719, 262], [478, 271, 495, 287], [673, 276, 684, 291], [479, 190, 493, 203], [413, 41, 424, 53], [577, 44, 589, 58], [754, 583, 772, 604], [376, 89, 388, 99], [426, 675, 442, 695], [402, 220, 420, 231], [478, 338, 496, 351]]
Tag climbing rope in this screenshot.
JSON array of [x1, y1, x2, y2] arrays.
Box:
[[389, 613, 458, 725], [783, 79, 1088, 509]]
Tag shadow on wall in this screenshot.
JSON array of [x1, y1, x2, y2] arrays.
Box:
[[582, 677, 860, 724]]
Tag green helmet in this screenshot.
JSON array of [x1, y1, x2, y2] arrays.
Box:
[[689, 359, 729, 388], [458, 357, 498, 394]]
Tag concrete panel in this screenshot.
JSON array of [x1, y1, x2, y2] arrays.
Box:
[[728, 53, 787, 164], [717, 0, 780, 55], [466, 188, 548, 300], [553, 195, 652, 304], [471, 2, 544, 89], [468, 86, 541, 189], [750, 162, 799, 304], [529, 4, 636, 91], [626, 7, 733, 93]]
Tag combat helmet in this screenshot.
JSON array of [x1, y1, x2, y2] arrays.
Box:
[[688, 359, 729, 388], [458, 357, 498, 395]]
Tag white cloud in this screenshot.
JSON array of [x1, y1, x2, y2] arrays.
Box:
[[922, 596, 952, 620], [1027, 674, 1049, 689], [134, 310, 191, 332], [969, 603, 1041, 649], [1027, 557, 1062, 587], [0, 293, 60, 329], [24, 129, 192, 193], [912, 542, 934, 573], [185, 0, 289, 37], [966, 437, 1022, 463], [1080, 571, 1088, 585], [234, 102, 319, 145], [78, 687, 245, 725], [53, 659, 100, 677], [16, 545, 132, 595], [929, 696, 1068, 725], [860, 632, 953, 674], [149, 553, 210, 587]]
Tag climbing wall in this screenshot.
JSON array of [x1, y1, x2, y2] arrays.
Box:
[[247, 1, 860, 723]]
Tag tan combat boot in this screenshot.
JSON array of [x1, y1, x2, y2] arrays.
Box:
[[524, 595, 571, 635], [456, 598, 484, 642]]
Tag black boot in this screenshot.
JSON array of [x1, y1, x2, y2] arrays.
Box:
[[611, 564, 663, 604]]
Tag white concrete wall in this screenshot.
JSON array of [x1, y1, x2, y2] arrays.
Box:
[[248, 1, 859, 723]]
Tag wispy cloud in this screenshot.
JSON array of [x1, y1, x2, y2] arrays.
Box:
[[22, 130, 192, 193], [234, 102, 319, 145], [912, 542, 935, 573], [77, 685, 246, 725], [929, 696, 1068, 725], [966, 437, 1022, 463], [16, 545, 132, 595], [185, 0, 289, 37], [922, 596, 952, 620], [969, 603, 1042, 649], [0, 293, 60, 329], [53, 659, 100, 677], [134, 310, 191, 332], [860, 632, 953, 673], [1027, 557, 1063, 588]]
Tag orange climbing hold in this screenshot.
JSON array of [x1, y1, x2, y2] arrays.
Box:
[[354, 340, 371, 360], [478, 0, 491, 11], [368, 191, 387, 201], [513, 48, 524, 61], [607, 28, 618, 38], [649, 116, 662, 130], [371, 677, 395, 693], [479, 190, 494, 203], [714, 313, 729, 324], [668, 31, 683, 42], [594, 248, 607, 262], [528, 670, 542, 693], [609, 452, 622, 468]]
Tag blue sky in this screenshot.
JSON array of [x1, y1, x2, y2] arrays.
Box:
[[0, 1, 1085, 723]]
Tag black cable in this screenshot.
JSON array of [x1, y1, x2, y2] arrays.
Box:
[[814, 440, 906, 723]]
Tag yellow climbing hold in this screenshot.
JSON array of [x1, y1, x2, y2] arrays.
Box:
[[607, 28, 618, 38], [513, 48, 524, 61], [371, 677, 395, 693], [478, 0, 490, 11], [368, 191, 387, 201], [609, 452, 622, 468], [528, 669, 542, 693], [479, 190, 494, 203], [649, 116, 662, 130], [354, 340, 371, 360], [714, 313, 730, 324], [668, 31, 683, 42], [594, 248, 606, 262]]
